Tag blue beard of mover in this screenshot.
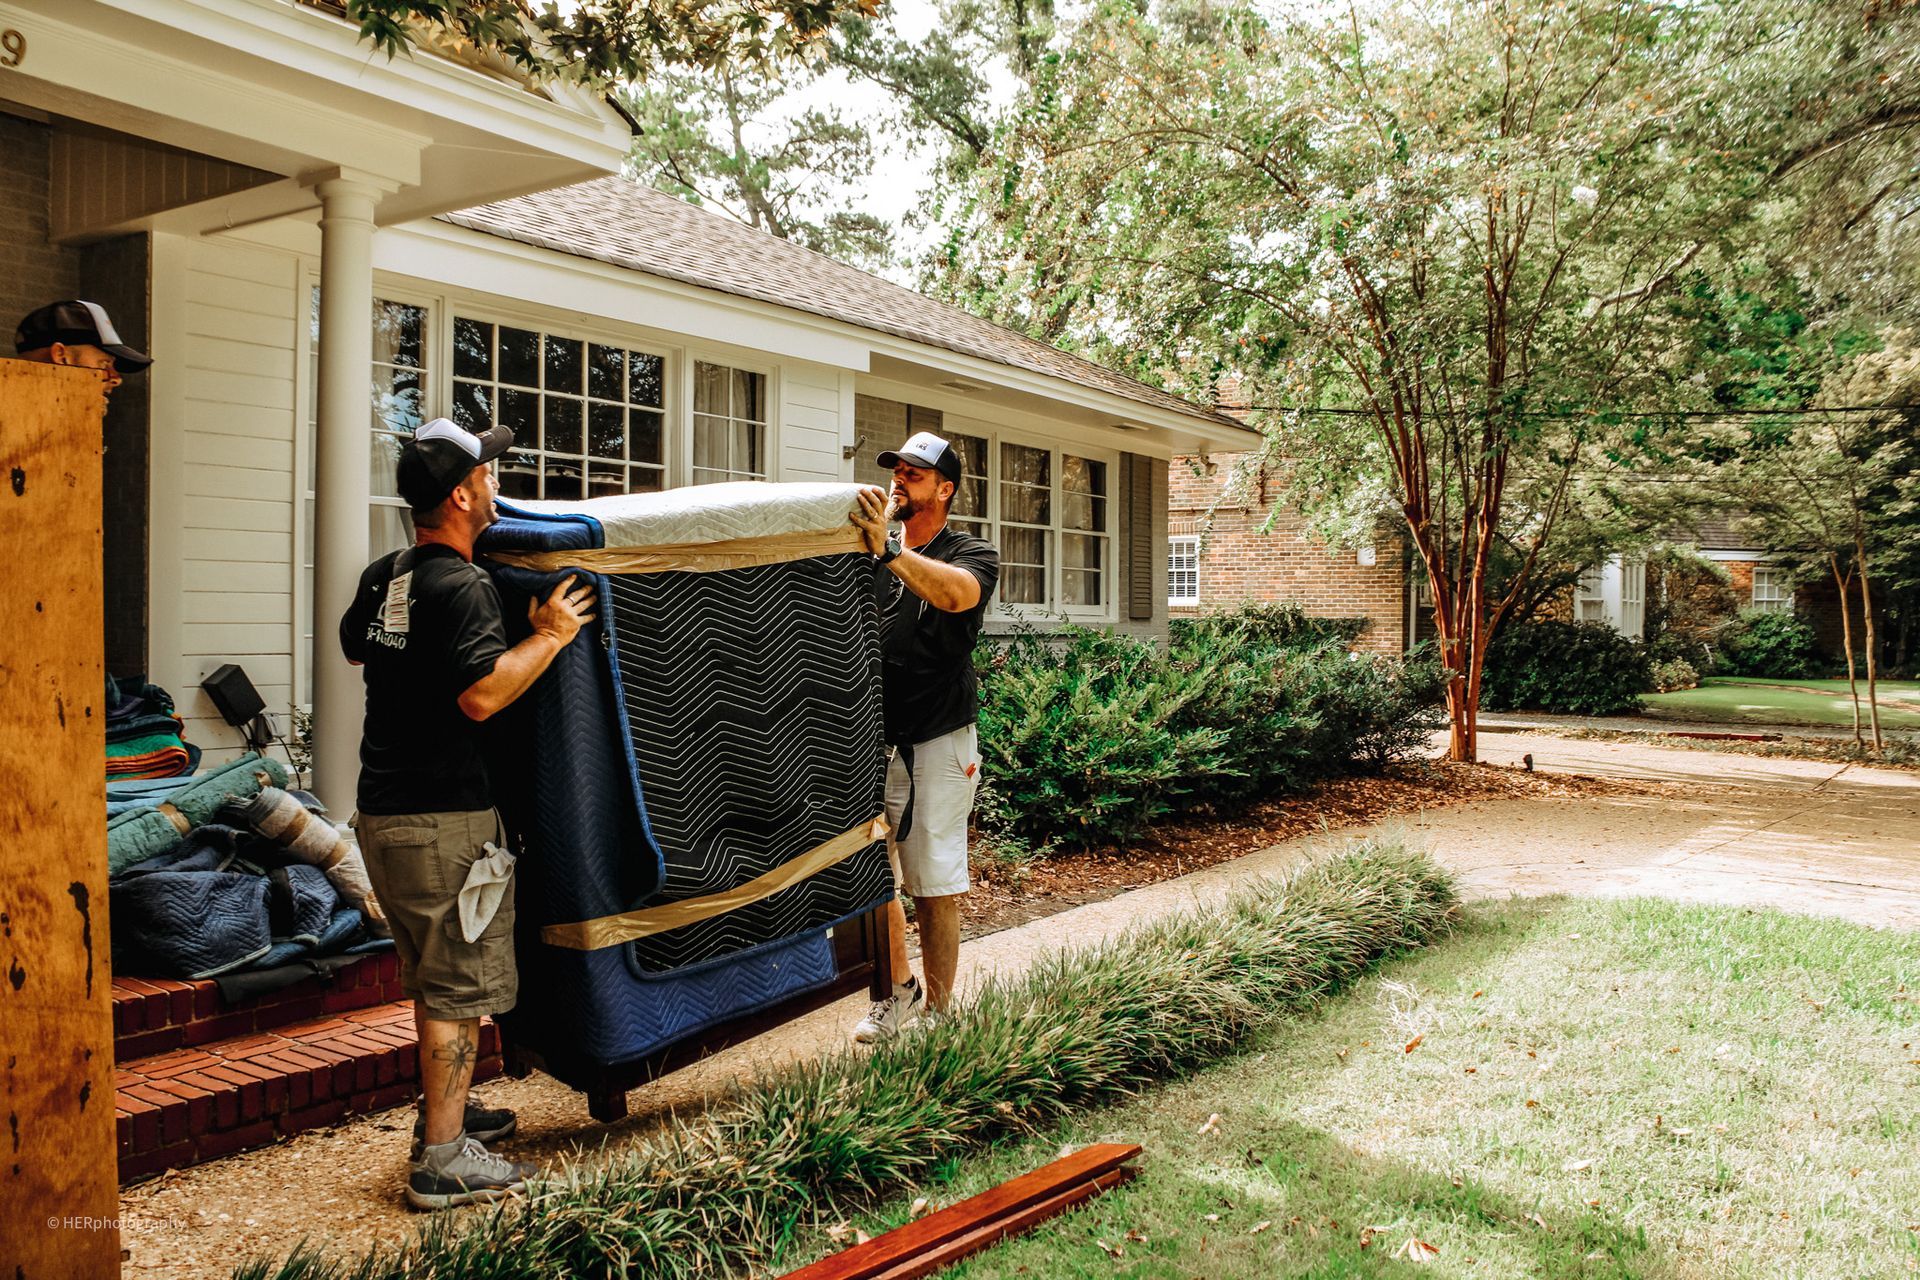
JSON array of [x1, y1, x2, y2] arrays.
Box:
[[365, 624, 408, 650]]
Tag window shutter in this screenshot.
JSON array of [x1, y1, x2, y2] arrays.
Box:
[[1127, 453, 1154, 621]]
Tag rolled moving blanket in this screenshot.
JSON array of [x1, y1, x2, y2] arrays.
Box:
[[104, 752, 292, 874], [107, 808, 187, 877], [171, 753, 290, 828], [240, 786, 390, 938]]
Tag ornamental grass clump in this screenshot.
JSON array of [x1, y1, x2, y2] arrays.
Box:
[[238, 838, 1456, 1280]]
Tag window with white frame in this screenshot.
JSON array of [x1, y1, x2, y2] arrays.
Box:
[[692, 361, 768, 484], [1575, 566, 1606, 623], [1168, 535, 1200, 605], [451, 315, 667, 500], [1751, 566, 1793, 614], [946, 431, 989, 540], [997, 442, 1051, 606]]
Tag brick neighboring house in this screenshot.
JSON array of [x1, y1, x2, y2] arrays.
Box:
[[1167, 452, 1413, 654], [1686, 513, 1851, 653]]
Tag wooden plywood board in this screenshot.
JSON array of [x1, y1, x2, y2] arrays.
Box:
[[0, 360, 120, 1278]]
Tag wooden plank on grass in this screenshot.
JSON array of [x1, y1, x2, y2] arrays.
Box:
[[867, 1166, 1137, 1280], [779, 1143, 1142, 1280]]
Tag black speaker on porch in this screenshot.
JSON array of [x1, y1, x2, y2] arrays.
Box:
[[201, 663, 266, 728]]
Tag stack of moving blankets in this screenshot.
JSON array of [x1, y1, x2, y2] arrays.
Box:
[[477, 481, 892, 1072], [105, 676, 199, 780]]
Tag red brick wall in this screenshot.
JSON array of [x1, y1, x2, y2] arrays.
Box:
[[1170, 452, 1408, 653]]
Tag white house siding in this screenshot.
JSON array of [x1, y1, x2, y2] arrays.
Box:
[[778, 361, 849, 483], [149, 232, 302, 761]]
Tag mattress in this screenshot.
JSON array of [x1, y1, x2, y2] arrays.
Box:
[[476, 482, 892, 1067]]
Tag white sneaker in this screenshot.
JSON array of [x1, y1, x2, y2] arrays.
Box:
[[853, 980, 925, 1043]]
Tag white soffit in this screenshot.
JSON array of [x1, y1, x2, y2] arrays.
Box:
[[0, 0, 629, 228]]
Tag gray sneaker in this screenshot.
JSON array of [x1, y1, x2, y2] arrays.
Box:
[[410, 1098, 518, 1159], [852, 980, 925, 1043], [406, 1135, 535, 1211]]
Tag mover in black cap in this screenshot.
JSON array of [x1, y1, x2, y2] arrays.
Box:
[[14, 300, 151, 402]]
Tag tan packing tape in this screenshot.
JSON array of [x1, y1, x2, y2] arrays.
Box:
[[484, 525, 867, 577], [541, 816, 890, 951]]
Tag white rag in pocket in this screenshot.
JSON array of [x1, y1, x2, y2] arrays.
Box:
[[457, 842, 516, 943]]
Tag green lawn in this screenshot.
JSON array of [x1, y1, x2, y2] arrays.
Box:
[[1642, 676, 1920, 730], [782, 899, 1920, 1279]]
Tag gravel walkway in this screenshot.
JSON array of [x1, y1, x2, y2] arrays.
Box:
[[117, 733, 1919, 1277]]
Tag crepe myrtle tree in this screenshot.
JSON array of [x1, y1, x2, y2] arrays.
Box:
[[932, 0, 1747, 759], [342, 0, 880, 83]]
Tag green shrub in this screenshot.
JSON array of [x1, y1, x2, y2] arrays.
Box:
[[239, 841, 1457, 1280], [1168, 602, 1367, 652], [1480, 619, 1651, 715], [1650, 656, 1701, 692], [975, 608, 1447, 847], [1648, 629, 1712, 673], [1715, 609, 1821, 678]]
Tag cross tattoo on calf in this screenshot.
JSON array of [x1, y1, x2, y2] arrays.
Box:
[[433, 1024, 477, 1099]]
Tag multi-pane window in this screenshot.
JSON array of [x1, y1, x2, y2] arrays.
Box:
[[999, 442, 1051, 606], [946, 431, 989, 540], [1575, 567, 1606, 623], [1752, 567, 1792, 614], [692, 361, 768, 484], [1168, 535, 1200, 606], [451, 316, 666, 500], [1061, 455, 1108, 607]]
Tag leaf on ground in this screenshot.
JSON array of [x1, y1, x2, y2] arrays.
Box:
[[1395, 1237, 1441, 1262], [909, 1197, 932, 1218], [1125, 1229, 1149, 1243], [1202, 1213, 1220, 1223], [1527, 1213, 1548, 1230], [1670, 1127, 1694, 1137], [1525, 1099, 1539, 1108], [824, 1222, 853, 1243], [1249, 1220, 1272, 1235], [1404, 1034, 1424, 1054], [855, 1229, 871, 1245], [1197, 1113, 1222, 1135], [1563, 1158, 1594, 1172], [1095, 1239, 1123, 1258]]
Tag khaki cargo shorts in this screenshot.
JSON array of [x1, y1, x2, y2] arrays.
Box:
[[884, 724, 981, 899], [354, 809, 518, 1022]]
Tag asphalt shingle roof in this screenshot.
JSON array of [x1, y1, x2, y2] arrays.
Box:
[[441, 177, 1241, 431]]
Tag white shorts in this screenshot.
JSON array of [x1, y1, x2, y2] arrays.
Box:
[[883, 724, 980, 899]]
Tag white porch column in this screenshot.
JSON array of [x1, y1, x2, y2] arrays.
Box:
[[307, 171, 388, 814]]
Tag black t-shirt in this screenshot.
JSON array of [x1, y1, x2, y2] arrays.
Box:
[[874, 525, 1001, 746], [339, 544, 509, 815]]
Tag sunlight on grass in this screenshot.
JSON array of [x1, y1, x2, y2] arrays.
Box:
[[789, 899, 1920, 1280]]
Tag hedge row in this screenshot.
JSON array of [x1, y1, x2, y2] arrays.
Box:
[[975, 604, 1448, 848]]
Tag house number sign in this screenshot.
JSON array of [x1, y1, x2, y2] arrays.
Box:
[[0, 30, 25, 67]]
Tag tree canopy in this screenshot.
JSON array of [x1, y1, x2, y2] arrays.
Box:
[[342, 0, 881, 83]]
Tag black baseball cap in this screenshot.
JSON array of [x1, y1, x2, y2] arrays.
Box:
[[876, 430, 962, 483], [396, 417, 515, 512], [15, 300, 152, 373]]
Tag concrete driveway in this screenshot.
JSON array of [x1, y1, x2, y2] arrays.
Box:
[[118, 733, 1920, 1277]]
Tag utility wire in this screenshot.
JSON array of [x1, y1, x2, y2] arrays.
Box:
[[1231, 403, 1919, 419]]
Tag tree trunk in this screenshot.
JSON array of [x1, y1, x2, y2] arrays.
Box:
[[1856, 540, 1883, 750], [1830, 553, 1862, 746], [1430, 607, 1480, 763]]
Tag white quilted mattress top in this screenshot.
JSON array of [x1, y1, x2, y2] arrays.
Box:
[[509, 480, 873, 547]]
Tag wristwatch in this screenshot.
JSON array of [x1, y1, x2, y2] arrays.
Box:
[[878, 530, 904, 564]]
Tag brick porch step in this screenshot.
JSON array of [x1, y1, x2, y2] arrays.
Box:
[[115, 1001, 502, 1183], [113, 951, 408, 1063]]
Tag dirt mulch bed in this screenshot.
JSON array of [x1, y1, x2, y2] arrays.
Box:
[[956, 761, 1657, 941]]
